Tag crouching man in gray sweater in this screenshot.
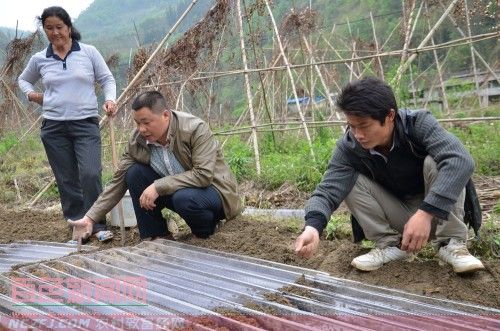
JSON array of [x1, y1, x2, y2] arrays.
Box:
[[295, 77, 484, 273]]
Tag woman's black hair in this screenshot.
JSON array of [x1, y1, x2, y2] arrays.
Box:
[[38, 6, 81, 41]]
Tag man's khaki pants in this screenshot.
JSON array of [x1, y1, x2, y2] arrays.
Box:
[[344, 156, 468, 248]]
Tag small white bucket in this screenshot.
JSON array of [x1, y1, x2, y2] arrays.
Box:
[[110, 190, 137, 227]]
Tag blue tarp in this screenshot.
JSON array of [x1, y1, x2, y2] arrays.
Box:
[[286, 95, 326, 105]]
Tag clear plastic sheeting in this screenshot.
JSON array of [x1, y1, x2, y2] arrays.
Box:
[[0, 239, 498, 330], [0, 240, 94, 273], [243, 207, 305, 219]]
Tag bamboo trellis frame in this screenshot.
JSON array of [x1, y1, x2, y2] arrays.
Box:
[[392, 0, 461, 86], [214, 117, 500, 136], [8, 0, 495, 207], [236, 0, 261, 175], [264, 0, 315, 161], [139, 32, 498, 87]]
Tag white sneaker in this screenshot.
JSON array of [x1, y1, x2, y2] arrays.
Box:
[[437, 238, 485, 273], [351, 246, 411, 271]]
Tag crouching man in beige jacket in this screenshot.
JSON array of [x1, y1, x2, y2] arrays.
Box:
[[70, 91, 243, 241]]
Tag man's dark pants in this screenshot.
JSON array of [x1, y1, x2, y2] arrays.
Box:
[[40, 117, 106, 233], [125, 163, 225, 239]]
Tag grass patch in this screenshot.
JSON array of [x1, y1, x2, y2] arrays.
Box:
[[469, 205, 500, 260], [449, 121, 500, 175]]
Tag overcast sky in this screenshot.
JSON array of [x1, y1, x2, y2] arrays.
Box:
[[0, 0, 94, 31]]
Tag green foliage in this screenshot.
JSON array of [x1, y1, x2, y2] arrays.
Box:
[[360, 240, 375, 249], [0, 132, 52, 203], [0, 133, 18, 155], [449, 121, 500, 176], [222, 113, 500, 192], [325, 213, 351, 240], [223, 128, 339, 190], [469, 209, 500, 260], [223, 137, 255, 180], [42, 184, 60, 200]]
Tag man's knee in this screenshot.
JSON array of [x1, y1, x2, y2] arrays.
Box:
[[125, 163, 146, 185], [345, 174, 373, 204], [171, 189, 198, 213]]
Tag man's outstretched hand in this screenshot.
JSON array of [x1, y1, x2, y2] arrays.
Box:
[[67, 216, 94, 241], [401, 209, 433, 253], [294, 226, 320, 259]]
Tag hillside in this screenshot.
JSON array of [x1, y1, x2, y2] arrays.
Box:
[[75, 0, 216, 55]]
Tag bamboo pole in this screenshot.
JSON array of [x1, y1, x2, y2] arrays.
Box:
[[314, 31, 342, 93], [409, 65, 418, 108], [264, 0, 315, 161], [109, 118, 126, 246], [464, 0, 482, 107], [369, 11, 384, 78], [300, 33, 340, 120], [175, 70, 200, 111], [321, 36, 359, 80], [400, 0, 417, 65], [439, 0, 499, 83], [408, 1, 424, 45], [424, 0, 449, 114], [345, 17, 358, 81], [236, 0, 261, 175], [242, 0, 276, 147], [214, 117, 500, 136], [360, 19, 402, 78], [206, 24, 227, 121], [0, 78, 30, 119], [392, 0, 461, 86], [226, 45, 288, 136], [29, 0, 198, 207]]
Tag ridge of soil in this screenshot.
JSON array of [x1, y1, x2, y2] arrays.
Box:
[[0, 179, 499, 309]]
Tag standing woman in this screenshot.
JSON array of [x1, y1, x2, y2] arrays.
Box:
[[18, 6, 116, 241]]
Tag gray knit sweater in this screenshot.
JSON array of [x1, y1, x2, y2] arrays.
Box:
[[305, 109, 474, 233]]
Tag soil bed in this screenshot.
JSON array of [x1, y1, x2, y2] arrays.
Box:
[[0, 180, 499, 309]]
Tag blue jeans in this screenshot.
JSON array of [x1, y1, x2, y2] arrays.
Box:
[[125, 163, 225, 239]]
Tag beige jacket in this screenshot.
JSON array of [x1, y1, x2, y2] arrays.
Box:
[[87, 111, 243, 222]]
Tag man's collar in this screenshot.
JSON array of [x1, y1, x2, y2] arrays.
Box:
[[46, 40, 81, 58]]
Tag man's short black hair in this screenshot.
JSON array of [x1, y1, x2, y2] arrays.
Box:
[[336, 76, 398, 124], [131, 91, 168, 114]]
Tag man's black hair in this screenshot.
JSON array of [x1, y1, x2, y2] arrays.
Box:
[[132, 91, 168, 114], [336, 76, 398, 124]]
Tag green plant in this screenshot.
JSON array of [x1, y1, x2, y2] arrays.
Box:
[[449, 121, 500, 176], [223, 137, 254, 181], [325, 213, 351, 240], [468, 206, 500, 259], [0, 134, 19, 155], [360, 239, 375, 249]]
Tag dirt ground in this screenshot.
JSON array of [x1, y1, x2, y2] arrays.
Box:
[[0, 181, 499, 309]]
